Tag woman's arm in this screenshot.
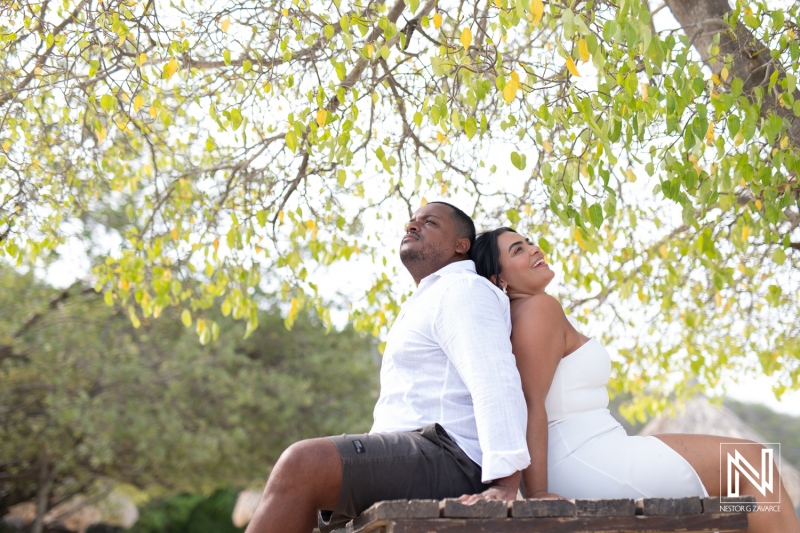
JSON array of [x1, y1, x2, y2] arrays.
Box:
[[510, 294, 569, 497]]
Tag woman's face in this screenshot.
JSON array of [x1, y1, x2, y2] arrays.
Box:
[[496, 231, 554, 297]]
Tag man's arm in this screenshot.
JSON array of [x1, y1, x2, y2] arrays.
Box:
[[433, 276, 530, 492]]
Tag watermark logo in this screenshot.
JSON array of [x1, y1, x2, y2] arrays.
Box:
[[720, 442, 781, 504]]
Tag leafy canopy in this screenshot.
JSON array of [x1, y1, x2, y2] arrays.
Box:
[[1, 0, 798, 411]]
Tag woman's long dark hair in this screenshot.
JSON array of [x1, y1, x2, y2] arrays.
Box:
[[471, 227, 516, 288]]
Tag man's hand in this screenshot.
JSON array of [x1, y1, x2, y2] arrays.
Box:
[[458, 470, 521, 504], [458, 485, 518, 504], [527, 490, 566, 500]]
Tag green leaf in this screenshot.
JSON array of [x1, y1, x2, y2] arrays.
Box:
[[510, 151, 526, 170], [243, 60, 252, 74], [588, 204, 604, 228], [229, 108, 243, 131], [772, 247, 786, 265], [285, 131, 297, 153], [181, 309, 192, 327], [464, 117, 477, 139], [223, 49, 231, 66], [744, 14, 760, 29], [100, 94, 115, 111]]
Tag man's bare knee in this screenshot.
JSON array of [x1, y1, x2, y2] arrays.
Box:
[[267, 439, 342, 496]]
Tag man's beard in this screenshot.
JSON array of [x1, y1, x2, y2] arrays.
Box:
[[400, 242, 445, 269]]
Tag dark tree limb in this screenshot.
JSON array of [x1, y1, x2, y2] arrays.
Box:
[[664, 0, 800, 144]]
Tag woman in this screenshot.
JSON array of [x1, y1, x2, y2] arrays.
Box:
[[471, 227, 800, 533]]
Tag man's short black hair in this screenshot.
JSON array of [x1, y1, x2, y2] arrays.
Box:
[[429, 201, 476, 253]]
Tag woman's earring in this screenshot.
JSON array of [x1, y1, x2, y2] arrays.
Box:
[[502, 285, 507, 294]]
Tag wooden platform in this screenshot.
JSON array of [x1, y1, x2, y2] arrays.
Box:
[[334, 495, 756, 532]]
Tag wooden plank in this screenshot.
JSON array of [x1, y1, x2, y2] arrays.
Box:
[[702, 495, 757, 514], [635, 496, 702, 516], [384, 513, 749, 532], [575, 498, 636, 516], [511, 498, 576, 518], [439, 498, 509, 518], [347, 500, 439, 533]]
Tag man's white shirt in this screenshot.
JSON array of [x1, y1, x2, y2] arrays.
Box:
[[370, 260, 531, 483]]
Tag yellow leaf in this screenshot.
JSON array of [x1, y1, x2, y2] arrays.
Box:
[[734, 131, 744, 146], [366, 43, 374, 58], [738, 263, 746, 274], [715, 292, 722, 307], [578, 38, 590, 63], [278, 210, 285, 224], [542, 140, 553, 152], [433, 13, 442, 28], [742, 225, 750, 241], [640, 82, 649, 102], [626, 168, 637, 182], [503, 79, 518, 103], [460, 27, 472, 49], [711, 73, 721, 85], [755, 199, 762, 210], [316, 109, 327, 128], [2, 140, 10, 151], [138, 52, 146, 65], [212, 238, 220, 252], [565, 56, 580, 77], [436, 131, 446, 143], [289, 297, 299, 319], [164, 58, 179, 79], [721, 67, 729, 81], [94, 125, 107, 144], [706, 120, 714, 145], [573, 229, 587, 251], [441, 182, 448, 194], [118, 34, 126, 47], [493, 0, 501, 7], [780, 135, 789, 150], [281, 8, 288, 16], [530, 0, 544, 25], [659, 244, 668, 259], [171, 228, 179, 240], [510, 71, 520, 84], [420, 197, 429, 206], [220, 16, 231, 32], [133, 95, 144, 112]]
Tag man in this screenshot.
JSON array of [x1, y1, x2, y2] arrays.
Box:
[[245, 201, 529, 533]]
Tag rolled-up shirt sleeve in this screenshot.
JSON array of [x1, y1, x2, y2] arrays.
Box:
[[433, 277, 531, 483]]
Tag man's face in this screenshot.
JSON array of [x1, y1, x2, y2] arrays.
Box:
[[399, 203, 460, 267]]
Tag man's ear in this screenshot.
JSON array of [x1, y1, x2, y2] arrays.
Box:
[[455, 237, 471, 256]]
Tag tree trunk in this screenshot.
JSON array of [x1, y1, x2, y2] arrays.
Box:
[[31, 453, 54, 533], [664, 0, 800, 144]]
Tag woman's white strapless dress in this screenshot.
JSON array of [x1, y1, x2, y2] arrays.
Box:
[[544, 334, 708, 499]]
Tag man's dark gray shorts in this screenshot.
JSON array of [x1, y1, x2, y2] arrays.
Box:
[[318, 423, 488, 532]]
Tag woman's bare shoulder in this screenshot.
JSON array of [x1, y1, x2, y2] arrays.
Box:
[[511, 293, 566, 324]]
